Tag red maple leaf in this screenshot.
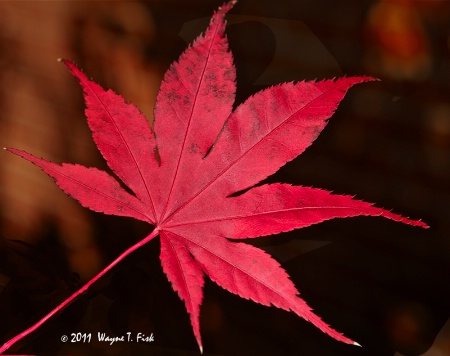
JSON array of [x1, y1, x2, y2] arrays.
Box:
[[1, 1, 427, 354]]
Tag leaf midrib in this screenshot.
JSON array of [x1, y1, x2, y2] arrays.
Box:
[[80, 75, 158, 221], [176, 230, 300, 313], [167, 205, 371, 228], [47, 163, 153, 223], [162, 83, 341, 226], [159, 17, 224, 223]]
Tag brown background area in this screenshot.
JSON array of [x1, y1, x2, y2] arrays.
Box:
[[0, 0, 449, 355]]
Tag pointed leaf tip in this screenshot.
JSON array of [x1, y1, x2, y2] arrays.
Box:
[[57, 58, 71, 66], [219, 0, 236, 13]]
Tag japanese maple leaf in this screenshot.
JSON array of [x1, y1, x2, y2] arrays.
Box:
[[1, 1, 427, 354]]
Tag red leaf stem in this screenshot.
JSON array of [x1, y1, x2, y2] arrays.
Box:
[[0, 228, 160, 354]]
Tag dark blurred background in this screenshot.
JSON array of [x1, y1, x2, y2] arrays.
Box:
[[0, 0, 449, 355]]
